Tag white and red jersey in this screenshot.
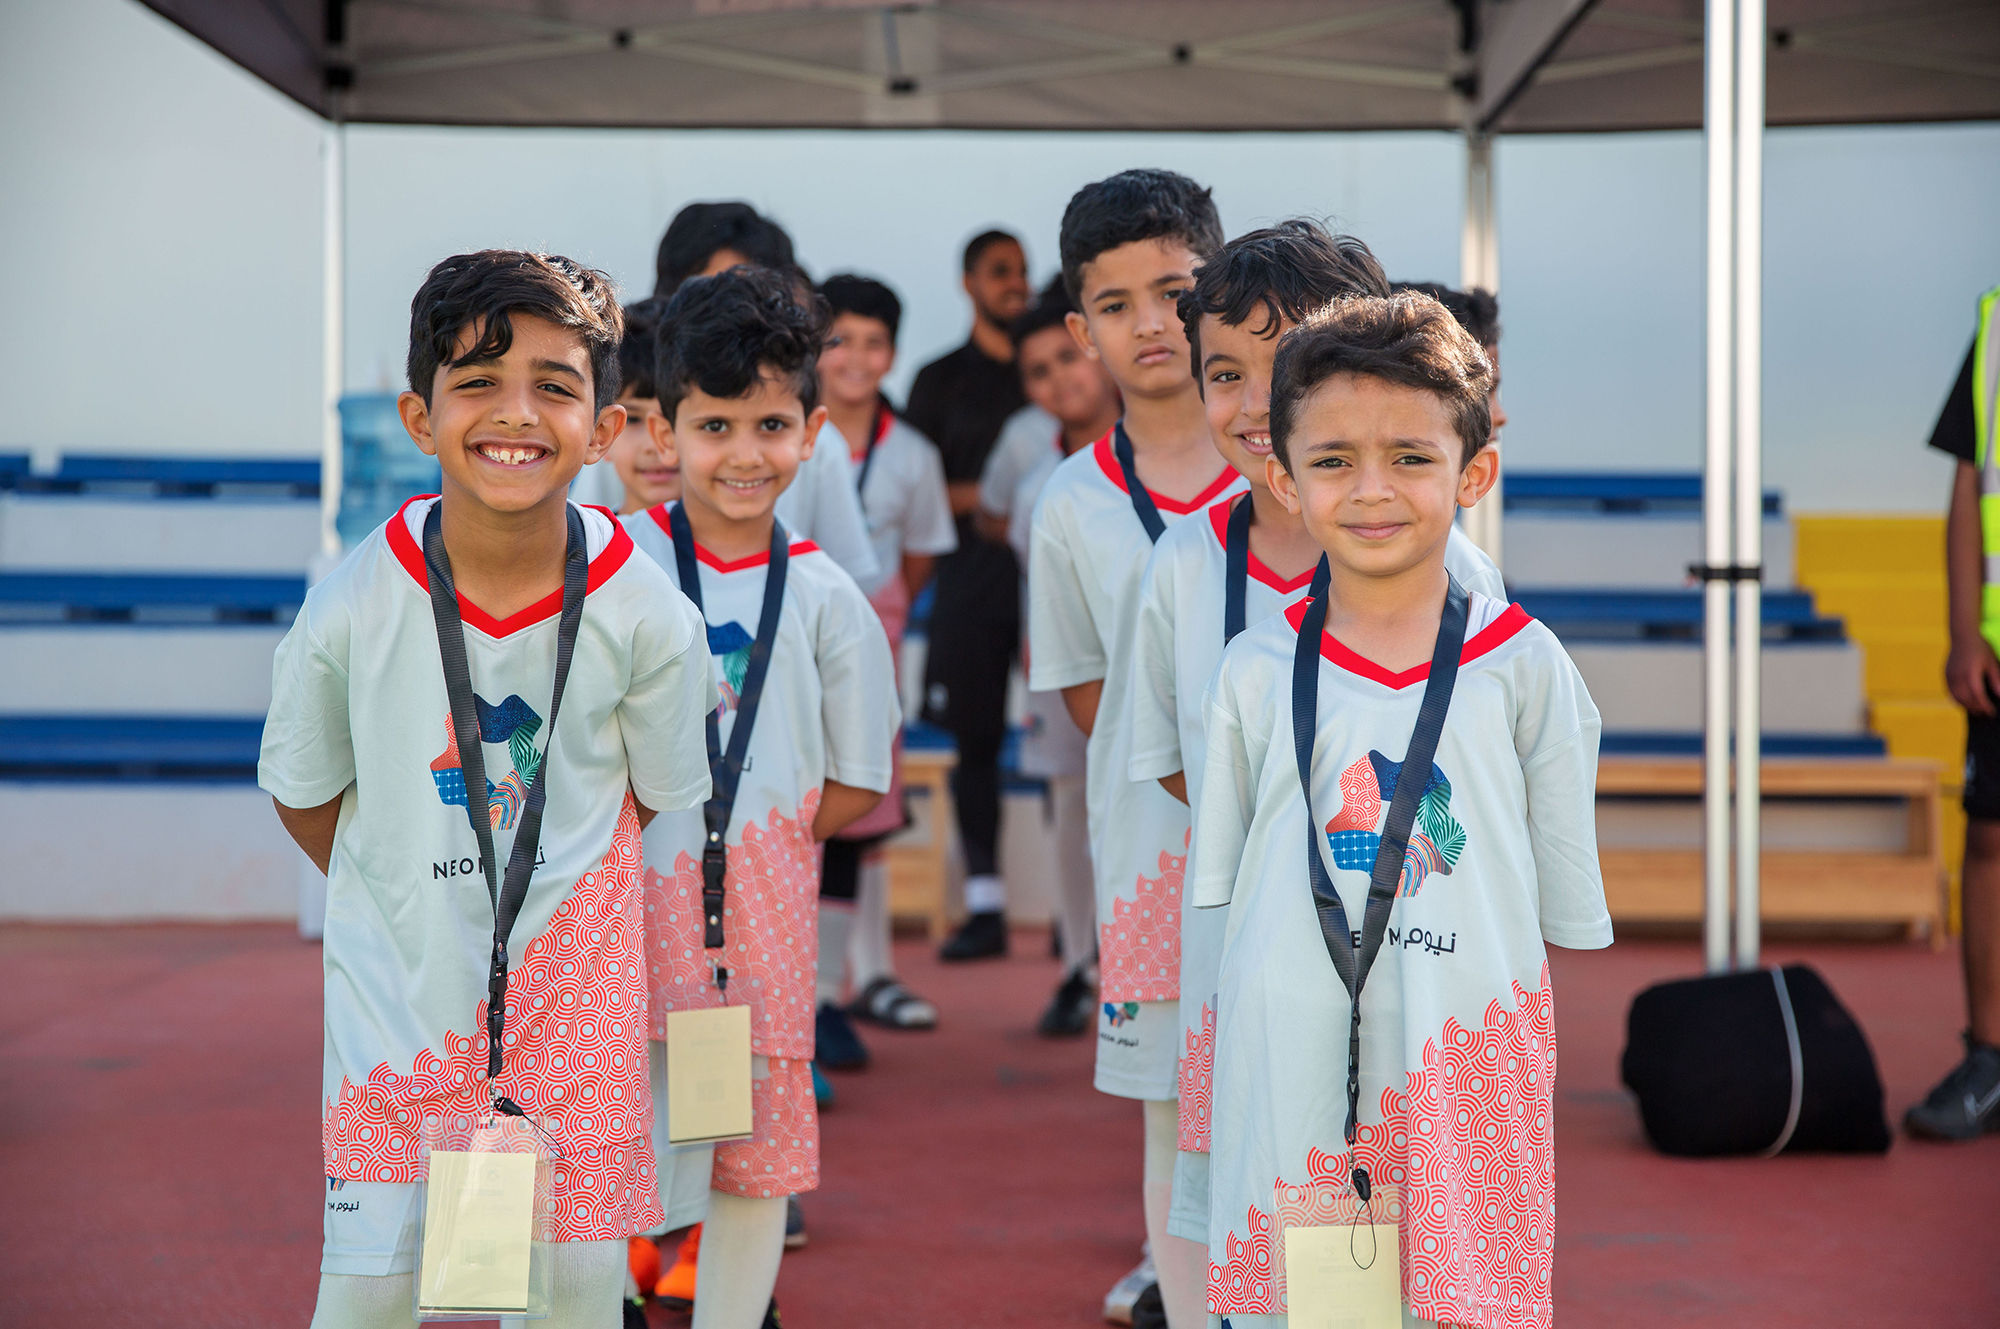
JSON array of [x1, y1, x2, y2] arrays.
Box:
[[1127, 496, 1510, 1153], [846, 401, 958, 606], [1026, 430, 1244, 1006], [624, 505, 900, 1059], [1189, 591, 1611, 1327], [259, 496, 716, 1240]]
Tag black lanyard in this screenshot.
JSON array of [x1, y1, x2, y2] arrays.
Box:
[[664, 502, 789, 993], [854, 402, 892, 495], [422, 502, 587, 1104], [1293, 566, 1468, 1199], [1111, 421, 1166, 544], [1221, 493, 1330, 645]]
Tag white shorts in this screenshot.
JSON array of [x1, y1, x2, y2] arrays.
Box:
[[1093, 998, 1178, 1100], [1167, 1148, 1209, 1243], [321, 1178, 420, 1277]]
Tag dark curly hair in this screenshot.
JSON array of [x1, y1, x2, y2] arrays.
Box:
[[653, 266, 828, 421], [654, 201, 797, 298], [1180, 220, 1388, 384], [1392, 281, 1501, 348], [406, 250, 623, 409], [1270, 292, 1493, 471], [1058, 168, 1222, 303]]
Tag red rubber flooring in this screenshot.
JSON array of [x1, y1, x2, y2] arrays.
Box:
[[0, 924, 1994, 1328]]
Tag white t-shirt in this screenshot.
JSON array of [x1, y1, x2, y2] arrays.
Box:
[[1026, 430, 1245, 1003], [850, 403, 958, 599], [775, 424, 881, 589], [624, 505, 900, 1059], [1189, 591, 1612, 1327], [1127, 496, 1514, 1158], [979, 403, 1062, 522], [259, 496, 715, 1239]]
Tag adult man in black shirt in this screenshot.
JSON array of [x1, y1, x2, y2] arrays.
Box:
[[1916, 313, 2000, 1142], [906, 230, 1032, 960]]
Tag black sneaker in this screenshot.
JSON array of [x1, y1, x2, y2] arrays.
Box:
[[760, 1298, 784, 1328], [784, 1195, 808, 1249], [1037, 968, 1095, 1038], [815, 1002, 870, 1071], [1904, 1033, 2000, 1140], [939, 909, 1008, 961], [1129, 1282, 1167, 1329]]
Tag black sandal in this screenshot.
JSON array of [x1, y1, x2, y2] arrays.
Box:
[[849, 977, 938, 1030]]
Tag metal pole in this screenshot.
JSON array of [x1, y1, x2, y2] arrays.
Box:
[[1700, 0, 1736, 976], [1460, 131, 1503, 571], [1732, 0, 1766, 971], [319, 122, 345, 561]]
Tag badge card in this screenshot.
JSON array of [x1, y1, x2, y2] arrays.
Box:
[[665, 1005, 755, 1144], [416, 1148, 538, 1315]]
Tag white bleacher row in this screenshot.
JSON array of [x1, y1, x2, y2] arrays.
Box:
[[1503, 513, 1794, 590], [0, 492, 319, 573]]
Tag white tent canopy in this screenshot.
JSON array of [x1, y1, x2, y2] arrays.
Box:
[[151, 0, 2000, 974]]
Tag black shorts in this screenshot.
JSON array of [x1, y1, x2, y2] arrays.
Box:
[[1964, 713, 2000, 821], [920, 537, 1019, 741]]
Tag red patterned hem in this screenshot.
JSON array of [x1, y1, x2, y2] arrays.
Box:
[[712, 1056, 819, 1199], [321, 802, 664, 1241], [1207, 967, 1557, 1329], [1099, 832, 1187, 1004], [1178, 1000, 1215, 1152]]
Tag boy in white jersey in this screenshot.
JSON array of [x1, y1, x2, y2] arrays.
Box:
[[260, 251, 717, 1329], [1190, 293, 1611, 1327], [1123, 224, 1506, 1266], [602, 298, 680, 514], [1027, 169, 1232, 1327], [811, 274, 957, 1068], [981, 281, 1124, 1041], [624, 267, 899, 1329]]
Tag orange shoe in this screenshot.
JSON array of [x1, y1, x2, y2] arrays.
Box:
[[654, 1224, 700, 1309], [627, 1235, 661, 1296]]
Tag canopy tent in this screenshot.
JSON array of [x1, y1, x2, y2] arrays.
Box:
[[148, 0, 2000, 974]]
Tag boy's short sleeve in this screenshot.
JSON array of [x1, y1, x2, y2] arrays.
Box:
[[1126, 543, 1184, 782], [817, 579, 901, 793], [1189, 672, 1255, 910], [1026, 485, 1106, 692], [901, 437, 960, 558], [258, 597, 356, 809], [620, 595, 719, 815], [1514, 638, 1614, 949], [1445, 525, 1507, 602], [780, 438, 882, 588]]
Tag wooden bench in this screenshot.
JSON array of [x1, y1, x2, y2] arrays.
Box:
[[1595, 756, 1947, 946], [884, 745, 958, 939]]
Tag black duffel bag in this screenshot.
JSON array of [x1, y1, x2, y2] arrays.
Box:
[[1621, 963, 1891, 1156]]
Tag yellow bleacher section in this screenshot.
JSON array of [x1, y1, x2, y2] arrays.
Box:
[[1793, 515, 1962, 929]]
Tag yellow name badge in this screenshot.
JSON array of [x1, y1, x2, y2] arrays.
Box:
[[665, 1005, 755, 1144], [417, 1149, 538, 1314], [1283, 1184, 1403, 1329]]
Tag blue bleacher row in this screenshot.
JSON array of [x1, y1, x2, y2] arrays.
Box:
[[3, 454, 1867, 781]]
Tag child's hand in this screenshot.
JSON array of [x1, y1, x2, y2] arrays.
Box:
[[1946, 635, 2000, 716]]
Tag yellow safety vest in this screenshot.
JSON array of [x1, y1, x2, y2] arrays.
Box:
[[1977, 287, 2000, 653]]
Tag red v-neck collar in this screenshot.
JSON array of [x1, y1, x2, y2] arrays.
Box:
[[1283, 596, 1533, 689], [1092, 430, 1239, 515], [1208, 494, 1317, 594], [386, 495, 632, 638], [849, 400, 895, 463], [643, 504, 820, 571]]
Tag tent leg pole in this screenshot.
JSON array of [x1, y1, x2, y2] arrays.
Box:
[[1701, 0, 1737, 977], [320, 121, 346, 561], [1733, 0, 1766, 972], [1459, 130, 1503, 571]]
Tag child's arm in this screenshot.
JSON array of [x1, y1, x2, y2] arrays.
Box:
[[1126, 539, 1186, 800], [630, 794, 658, 830], [1518, 645, 1615, 949], [1188, 675, 1255, 911], [900, 552, 937, 602], [1061, 680, 1102, 736], [1029, 488, 1109, 727], [814, 781, 885, 840], [1158, 772, 1188, 804], [273, 794, 343, 875], [620, 597, 722, 822]]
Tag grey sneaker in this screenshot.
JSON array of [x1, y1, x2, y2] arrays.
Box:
[[1904, 1034, 2000, 1140], [1101, 1248, 1155, 1325]]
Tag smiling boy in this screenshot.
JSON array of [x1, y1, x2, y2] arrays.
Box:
[[259, 251, 717, 1328], [1026, 168, 1235, 1326], [1189, 292, 1610, 1327], [623, 267, 899, 1329]]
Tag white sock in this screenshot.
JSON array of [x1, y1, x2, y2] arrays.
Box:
[[309, 1272, 416, 1329], [1145, 1098, 1207, 1329], [691, 1189, 788, 1329], [963, 872, 1006, 915], [500, 1239, 622, 1329], [815, 901, 854, 1007], [1051, 775, 1097, 975], [309, 1241, 620, 1329], [849, 854, 895, 990]]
